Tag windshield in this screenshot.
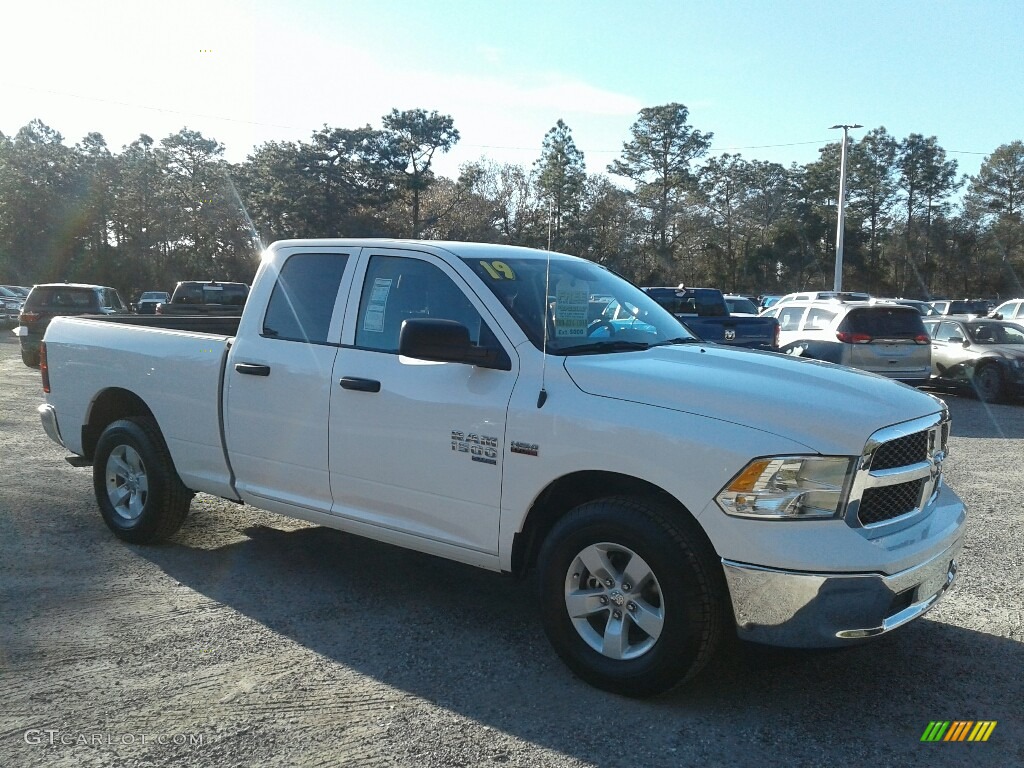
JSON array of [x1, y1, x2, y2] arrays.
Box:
[[463, 254, 697, 354]]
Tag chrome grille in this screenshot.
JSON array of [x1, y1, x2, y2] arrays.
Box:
[[870, 432, 928, 470], [859, 480, 926, 525], [848, 412, 948, 528]]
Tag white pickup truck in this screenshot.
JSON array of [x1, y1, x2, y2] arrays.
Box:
[[37, 239, 966, 697]]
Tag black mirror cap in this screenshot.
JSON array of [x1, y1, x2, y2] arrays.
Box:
[[399, 319, 511, 371]]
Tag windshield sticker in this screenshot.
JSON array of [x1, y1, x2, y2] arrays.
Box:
[[479, 260, 516, 280], [362, 277, 392, 333], [554, 278, 589, 338]]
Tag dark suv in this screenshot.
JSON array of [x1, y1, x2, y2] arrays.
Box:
[[17, 283, 129, 367], [157, 280, 249, 316]]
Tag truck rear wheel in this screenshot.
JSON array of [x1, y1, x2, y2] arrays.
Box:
[[537, 497, 726, 697], [93, 418, 193, 543]]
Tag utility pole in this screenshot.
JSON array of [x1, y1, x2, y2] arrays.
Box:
[[829, 123, 861, 291]]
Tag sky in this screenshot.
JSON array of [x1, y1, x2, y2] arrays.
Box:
[[2, 0, 1021, 183]]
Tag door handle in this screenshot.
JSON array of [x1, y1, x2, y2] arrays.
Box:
[[235, 363, 271, 376], [340, 376, 381, 393]]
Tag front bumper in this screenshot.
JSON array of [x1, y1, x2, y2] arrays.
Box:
[[38, 403, 66, 449], [723, 535, 963, 647]]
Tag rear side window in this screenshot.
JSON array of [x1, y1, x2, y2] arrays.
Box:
[[101, 288, 126, 310], [840, 308, 925, 337], [803, 308, 837, 330], [263, 253, 349, 344]]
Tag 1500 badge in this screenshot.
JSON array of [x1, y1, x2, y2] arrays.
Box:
[[451, 432, 498, 465]]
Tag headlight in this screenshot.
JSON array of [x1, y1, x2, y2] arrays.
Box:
[[716, 456, 855, 520]]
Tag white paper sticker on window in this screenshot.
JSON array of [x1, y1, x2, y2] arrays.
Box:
[[362, 277, 392, 333], [554, 278, 589, 338]]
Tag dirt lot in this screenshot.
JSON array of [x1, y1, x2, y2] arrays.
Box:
[[1, 331, 1021, 767]]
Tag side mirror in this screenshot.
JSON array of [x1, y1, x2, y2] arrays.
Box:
[[947, 335, 964, 345], [399, 319, 511, 371]]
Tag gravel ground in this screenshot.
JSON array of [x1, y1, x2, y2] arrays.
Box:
[[1, 331, 1021, 767]]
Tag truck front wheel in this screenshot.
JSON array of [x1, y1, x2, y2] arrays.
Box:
[[537, 497, 726, 697], [93, 418, 193, 543]]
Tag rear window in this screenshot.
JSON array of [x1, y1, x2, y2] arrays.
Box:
[[173, 283, 249, 305], [948, 300, 989, 315], [25, 287, 100, 311], [840, 307, 925, 337]]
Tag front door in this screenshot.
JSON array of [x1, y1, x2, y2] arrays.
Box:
[[328, 247, 518, 554]]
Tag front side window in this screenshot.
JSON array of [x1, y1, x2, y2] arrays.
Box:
[[355, 255, 486, 353], [778, 307, 805, 331], [932, 321, 964, 342], [263, 253, 349, 344]]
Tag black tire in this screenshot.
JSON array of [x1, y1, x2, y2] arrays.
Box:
[[537, 496, 727, 697], [973, 363, 1004, 403], [93, 418, 193, 543], [21, 348, 39, 368]]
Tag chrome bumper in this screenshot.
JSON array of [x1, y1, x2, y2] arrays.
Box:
[[38, 403, 66, 448], [723, 536, 963, 647]]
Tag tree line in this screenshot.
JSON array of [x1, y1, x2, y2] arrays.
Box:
[[1, 104, 1021, 302]]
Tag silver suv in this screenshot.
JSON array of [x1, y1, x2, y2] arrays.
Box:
[[763, 299, 931, 385]]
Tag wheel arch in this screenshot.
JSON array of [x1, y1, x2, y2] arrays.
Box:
[[82, 388, 160, 461], [510, 470, 715, 578]]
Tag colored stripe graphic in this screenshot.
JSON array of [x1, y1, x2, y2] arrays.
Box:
[[945, 721, 972, 741], [920, 721, 996, 742], [921, 722, 950, 742]]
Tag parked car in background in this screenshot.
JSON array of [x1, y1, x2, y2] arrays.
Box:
[[924, 316, 1024, 402], [758, 294, 783, 311], [883, 298, 938, 316], [156, 280, 249, 316], [763, 299, 931, 384], [644, 286, 779, 350], [723, 294, 759, 316], [993, 298, 1024, 321], [0, 285, 24, 327], [774, 290, 871, 308], [134, 291, 170, 315], [2, 285, 31, 297], [16, 283, 130, 367], [928, 299, 991, 316]]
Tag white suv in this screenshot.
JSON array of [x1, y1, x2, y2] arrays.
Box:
[[763, 299, 931, 385]]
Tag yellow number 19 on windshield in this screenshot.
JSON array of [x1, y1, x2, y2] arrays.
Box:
[[479, 261, 515, 280]]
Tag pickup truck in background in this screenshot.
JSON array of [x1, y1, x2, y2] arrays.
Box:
[[156, 280, 249, 316], [37, 239, 965, 697], [644, 286, 779, 351]]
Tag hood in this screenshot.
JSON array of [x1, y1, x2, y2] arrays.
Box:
[[563, 344, 943, 455], [982, 345, 1024, 360]]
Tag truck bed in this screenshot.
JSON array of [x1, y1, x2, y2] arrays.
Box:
[[43, 316, 238, 500]]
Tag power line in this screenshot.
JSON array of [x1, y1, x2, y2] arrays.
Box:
[[5, 84, 299, 131]]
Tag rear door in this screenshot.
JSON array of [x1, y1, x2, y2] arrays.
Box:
[[327, 246, 518, 555], [225, 247, 356, 512]]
